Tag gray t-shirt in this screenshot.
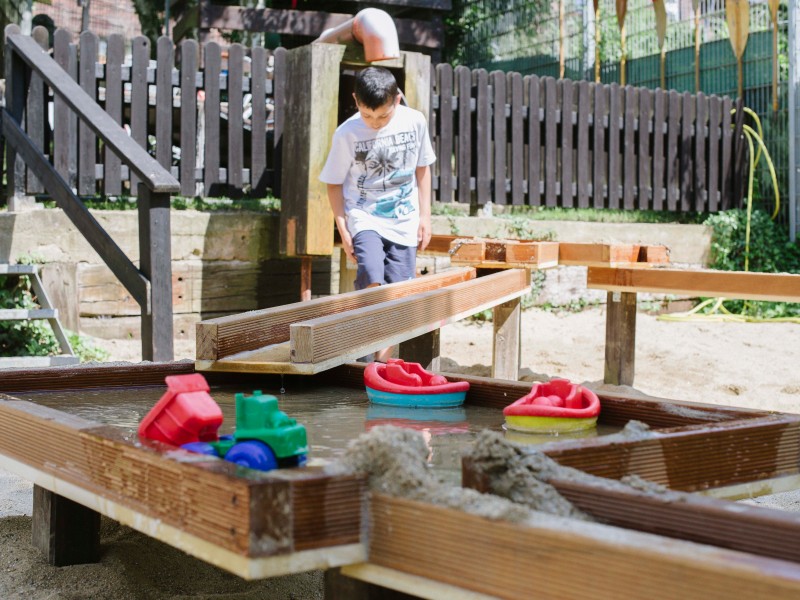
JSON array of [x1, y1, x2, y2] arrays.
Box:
[[319, 104, 436, 247]]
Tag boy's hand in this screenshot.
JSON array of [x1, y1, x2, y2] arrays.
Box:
[[340, 228, 357, 263], [417, 217, 431, 252]]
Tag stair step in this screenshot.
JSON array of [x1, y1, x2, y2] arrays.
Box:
[[0, 264, 38, 275], [0, 309, 58, 320], [0, 355, 80, 368]]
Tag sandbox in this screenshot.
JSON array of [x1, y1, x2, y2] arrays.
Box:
[[2, 361, 800, 598]]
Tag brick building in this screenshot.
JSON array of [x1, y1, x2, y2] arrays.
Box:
[[33, 0, 141, 40]]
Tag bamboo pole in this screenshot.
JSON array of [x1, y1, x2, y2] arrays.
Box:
[[616, 0, 628, 86], [559, 0, 565, 79], [769, 0, 780, 112], [594, 0, 601, 82], [654, 0, 667, 89], [693, 0, 701, 92], [726, 0, 750, 100]]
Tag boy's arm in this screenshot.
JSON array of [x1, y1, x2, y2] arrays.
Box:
[[416, 165, 432, 252], [327, 184, 356, 263]]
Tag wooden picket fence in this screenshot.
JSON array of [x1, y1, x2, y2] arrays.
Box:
[[19, 27, 284, 199], [431, 64, 746, 211], [13, 27, 746, 211]]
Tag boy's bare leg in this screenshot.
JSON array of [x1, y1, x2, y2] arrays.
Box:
[[366, 282, 395, 362]]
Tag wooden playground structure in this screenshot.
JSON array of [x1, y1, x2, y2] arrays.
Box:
[[2, 17, 800, 600]]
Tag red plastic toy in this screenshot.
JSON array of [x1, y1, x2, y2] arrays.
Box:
[[364, 358, 469, 408], [137, 373, 223, 446], [503, 378, 601, 433]]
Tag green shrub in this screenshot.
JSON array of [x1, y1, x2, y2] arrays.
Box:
[[0, 275, 60, 357], [704, 209, 800, 318], [0, 275, 110, 361]]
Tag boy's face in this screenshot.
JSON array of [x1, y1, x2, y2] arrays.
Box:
[[353, 93, 401, 130]]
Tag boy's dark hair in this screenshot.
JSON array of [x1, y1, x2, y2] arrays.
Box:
[[354, 67, 398, 110]]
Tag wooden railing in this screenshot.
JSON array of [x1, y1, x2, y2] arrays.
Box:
[[3, 25, 180, 361]]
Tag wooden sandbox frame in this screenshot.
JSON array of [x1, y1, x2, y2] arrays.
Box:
[[3, 362, 800, 598]]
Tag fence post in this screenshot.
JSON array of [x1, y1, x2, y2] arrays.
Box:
[[137, 184, 174, 362], [790, 0, 799, 242]]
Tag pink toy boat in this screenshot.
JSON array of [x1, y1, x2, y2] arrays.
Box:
[[364, 358, 469, 408], [503, 378, 600, 433]]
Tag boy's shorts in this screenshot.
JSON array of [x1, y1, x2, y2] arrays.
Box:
[[352, 230, 417, 290]]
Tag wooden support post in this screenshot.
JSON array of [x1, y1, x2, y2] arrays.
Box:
[[279, 43, 344, 257], [301, 255, 312, 302], [138, 184, 174, 361], [604, 290, 637, 386], [399, 329, 440, 371], [32, 485, 100, 566], [338, 248, 357, 294], [492, 297, 521, 381]]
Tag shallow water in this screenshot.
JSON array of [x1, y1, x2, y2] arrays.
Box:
[[18, 382, 619, 483]]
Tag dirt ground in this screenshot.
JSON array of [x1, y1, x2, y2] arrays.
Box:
[[1, 307, 799, 598]]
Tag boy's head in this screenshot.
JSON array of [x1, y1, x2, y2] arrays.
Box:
[[353, 67, 401, 130]]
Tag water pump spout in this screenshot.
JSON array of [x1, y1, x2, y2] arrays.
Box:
[[314, 8, 400, 62]]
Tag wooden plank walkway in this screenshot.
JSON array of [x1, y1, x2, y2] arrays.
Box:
[[196, 270, 531, 375]]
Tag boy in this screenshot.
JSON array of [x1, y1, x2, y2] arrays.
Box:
[[320, 67, 436, 295]]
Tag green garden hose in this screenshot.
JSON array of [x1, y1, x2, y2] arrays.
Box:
[[657, 106, 799, 324]]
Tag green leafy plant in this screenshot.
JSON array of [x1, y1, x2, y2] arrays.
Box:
[[0, 275, 60, 357], [0, 274, 110, 361], [704, 209, 800, 318], [68, 333, 110, 363]]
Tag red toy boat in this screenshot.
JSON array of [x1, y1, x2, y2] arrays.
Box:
[[364, 358, 469, 407], [503, 378, 600, 433]]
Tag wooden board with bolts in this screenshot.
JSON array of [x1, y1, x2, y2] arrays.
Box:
[[448, 238, 560, 269]]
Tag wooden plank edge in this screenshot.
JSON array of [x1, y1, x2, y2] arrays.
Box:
[[587, 266, 800, 303], [451, 259, 559, 270], [341, 563, 497, 600], [0, 453, 366, 580], [700, 474, 800, 501], [369, 494, 800, 598]]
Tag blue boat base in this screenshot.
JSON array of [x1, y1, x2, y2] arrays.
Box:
[[366, 387, 466, 408]]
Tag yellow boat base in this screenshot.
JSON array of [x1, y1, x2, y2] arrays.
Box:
[[504, 415, 598, 434]]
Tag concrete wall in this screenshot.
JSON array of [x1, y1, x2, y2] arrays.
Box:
[[1, 209, 712, 339], [0, 210, 335, 339]]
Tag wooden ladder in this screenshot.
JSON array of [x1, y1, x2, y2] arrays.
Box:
[[0, 264, 80, 367]]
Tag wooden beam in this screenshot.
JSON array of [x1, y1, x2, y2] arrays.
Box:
[[368, 494, 800, 599], [462, 455, 800, 566], [399, 330, 441, 371], [138, 185, 174, 362], [290, 269, 530, 364], [588, 266, 800, 303], [559, 242, 670, 266], [32, 485, 100, 566], [279, 44, 343, 257], [604, 290, 637, 386], [542, 414, 800, 492], [449, 238, 559, 269], [492, 298, 521, 381], [2, 111, 150, 308], [196, 268, 475, 361], [199, 6, 444, 49]]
